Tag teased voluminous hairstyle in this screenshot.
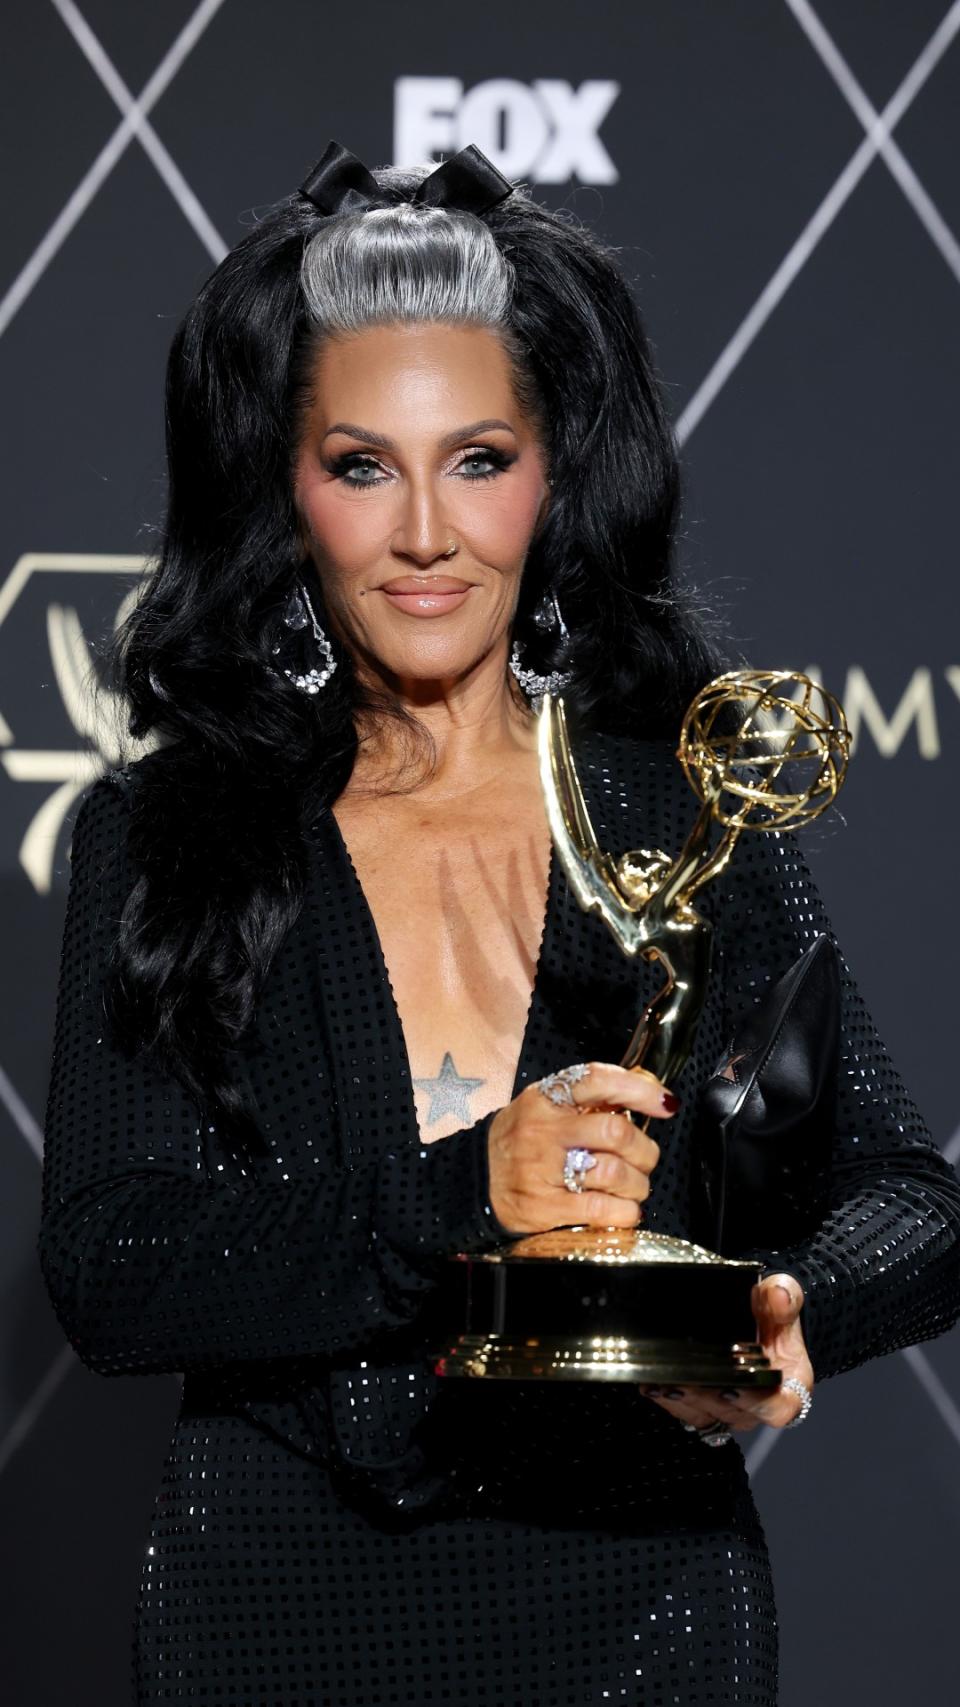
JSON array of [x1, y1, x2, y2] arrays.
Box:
[[95, 159, 733, 1159]]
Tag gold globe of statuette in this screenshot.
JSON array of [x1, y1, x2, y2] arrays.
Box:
[[678, 668, 851, 834]]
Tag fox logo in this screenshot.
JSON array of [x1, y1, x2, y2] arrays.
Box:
[[395, 78, 620, 183]]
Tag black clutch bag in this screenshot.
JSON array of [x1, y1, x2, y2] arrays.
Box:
[[695, 933, 840, 1257]]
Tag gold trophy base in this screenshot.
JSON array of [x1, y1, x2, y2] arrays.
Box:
[[433, 1226, 781, 1389], [436, 1334, 777, 1385]]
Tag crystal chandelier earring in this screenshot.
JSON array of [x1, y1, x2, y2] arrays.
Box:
[[272, 578, 337, 694], [509, 588, 574, 700]]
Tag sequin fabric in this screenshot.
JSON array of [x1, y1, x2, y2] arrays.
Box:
[[37, 729, 960, 1705]]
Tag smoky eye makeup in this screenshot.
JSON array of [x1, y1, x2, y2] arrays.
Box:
[[325, 445, 518, 489]]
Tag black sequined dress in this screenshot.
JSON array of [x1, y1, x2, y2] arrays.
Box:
[[38, 730, 960, 1705]]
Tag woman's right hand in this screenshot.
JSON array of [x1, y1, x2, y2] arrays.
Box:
[[486, 1062, 677, 1236]]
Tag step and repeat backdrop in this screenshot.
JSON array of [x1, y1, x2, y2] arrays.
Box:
[[2, 3, 958, 1703]]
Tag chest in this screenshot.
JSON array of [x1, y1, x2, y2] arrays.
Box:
[[332, 792, 552, 1142]]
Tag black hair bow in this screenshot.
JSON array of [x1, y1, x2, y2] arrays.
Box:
[[298, 138, 514, 219]]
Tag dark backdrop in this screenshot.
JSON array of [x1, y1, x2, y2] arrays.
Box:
[[2, 3, 958, 1702]]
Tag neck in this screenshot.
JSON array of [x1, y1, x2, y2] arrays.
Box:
[[347, 641, 535, 800]]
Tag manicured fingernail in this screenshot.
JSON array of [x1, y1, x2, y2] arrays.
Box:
[[661, 1090, 681, 1113], [663, 1387, 686, 1399], [720, 1389, 741, 1401], [645, 1386, 664, 1397]]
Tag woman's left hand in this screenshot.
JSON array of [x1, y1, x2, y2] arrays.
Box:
[[640, 1271, 813, 1432]]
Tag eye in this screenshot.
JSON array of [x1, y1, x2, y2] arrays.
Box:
[[327, 445, 515, 489], [329, 453, 386, 489], [457, 447, 514, 481]]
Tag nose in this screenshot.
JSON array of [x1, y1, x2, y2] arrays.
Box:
[[390, 473, 456, 568]]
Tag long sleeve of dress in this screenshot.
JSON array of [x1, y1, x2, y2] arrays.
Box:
[[714, 824, 960, 1383], [36, 777, 509, 1378]]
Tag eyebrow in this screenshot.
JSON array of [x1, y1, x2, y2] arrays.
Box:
[[322, 418, 517, 451]]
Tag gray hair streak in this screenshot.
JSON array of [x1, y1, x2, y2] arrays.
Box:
[[299, 170, 516, 335]]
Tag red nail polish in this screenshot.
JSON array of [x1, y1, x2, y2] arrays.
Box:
[[661, 1090, 680, 1113]]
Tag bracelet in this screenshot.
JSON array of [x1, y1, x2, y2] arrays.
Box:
[[782, 1375, 813, 1428]]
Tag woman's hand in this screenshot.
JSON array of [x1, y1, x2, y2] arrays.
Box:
[[641, 1272, 814, 1432], [487, 1061, 676, 1236]]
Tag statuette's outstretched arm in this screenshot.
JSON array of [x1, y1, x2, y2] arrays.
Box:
[[537, 696, 644, 953], [535, 671, 849, 1101]]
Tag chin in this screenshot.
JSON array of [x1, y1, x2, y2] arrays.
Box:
[[383, 651, 492, 686], [365, 626, 503, 686]]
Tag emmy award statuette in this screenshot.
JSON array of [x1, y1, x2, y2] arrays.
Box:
[[434, 670, 850, 1386]]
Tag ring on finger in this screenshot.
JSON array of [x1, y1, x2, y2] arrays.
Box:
[[563, 1145, 598, 1193], [537, 1063, 591, 1107], [696, 1421, 733, 1448]]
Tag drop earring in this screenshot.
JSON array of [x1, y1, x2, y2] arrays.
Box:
[[509, 588, 574, 700], [272, 579, 338, 694]]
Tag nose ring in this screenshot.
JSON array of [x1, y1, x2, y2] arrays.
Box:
[[443, 540, 458, 558]]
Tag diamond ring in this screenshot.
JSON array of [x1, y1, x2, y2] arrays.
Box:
[[537, 1063, 591, 1107], [563, 1145, 598, 1193], [696, 1421, 733, 1448]]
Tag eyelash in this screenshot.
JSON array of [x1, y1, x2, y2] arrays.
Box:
[[329, 447, 514, 489]]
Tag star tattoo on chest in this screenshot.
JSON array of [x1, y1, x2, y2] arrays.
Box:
[[413, 1052, 486, 1124]]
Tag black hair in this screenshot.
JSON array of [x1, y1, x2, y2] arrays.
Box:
[[95, 162, 732, 1160]]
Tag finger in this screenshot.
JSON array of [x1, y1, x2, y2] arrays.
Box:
[[715, 1388, 803, 1431], [568, 1188, 644, 1229], [694, 1376, 810, 1432], [564, 1108, 660, 1177], [645, 1388, 762, 1434], [642, 1390, 719, 1429], [752, 1273, 805, 1326], [694, 1389, 766, 1432], [560, 1143, 652, 1205], [558, 1061, 680, 1120]]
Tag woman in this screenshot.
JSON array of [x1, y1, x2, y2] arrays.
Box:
[[38, 140, 960, 1705]]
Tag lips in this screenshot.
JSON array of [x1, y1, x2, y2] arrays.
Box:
[[379, 575, 474, 616], [381, 576, 473, 594]]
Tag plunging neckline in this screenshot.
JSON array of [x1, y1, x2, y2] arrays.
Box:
[[325, 802, 558, 1150]]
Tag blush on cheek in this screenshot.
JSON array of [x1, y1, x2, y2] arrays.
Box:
[[300, 480, 376, 562], [457, 474, 546, 562]]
